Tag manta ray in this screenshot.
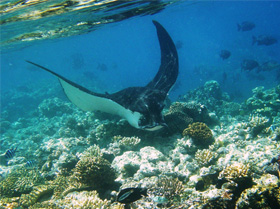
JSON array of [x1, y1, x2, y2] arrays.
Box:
[[26, 20, 178, 131]]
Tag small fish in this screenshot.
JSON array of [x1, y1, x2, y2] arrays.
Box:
[[237, 21, 255, 31], [252, 35, 277, 46], [241, 59, 259, 71], [219, 50, 231, 60], [25, 160, 36, 168], [4, 147, 17, 159], [117, 187, 148, 204]]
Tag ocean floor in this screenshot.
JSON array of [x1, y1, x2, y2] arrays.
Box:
[[0, 80, 280, 209]]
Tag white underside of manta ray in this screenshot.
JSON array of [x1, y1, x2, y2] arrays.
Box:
[[26, 20, 179, 131]]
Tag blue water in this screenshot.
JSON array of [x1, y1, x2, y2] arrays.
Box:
[[1, 1, 280, 104]]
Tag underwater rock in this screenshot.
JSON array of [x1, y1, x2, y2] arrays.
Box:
[[139, 146, 165, 163], [112, 151, 141, 180], [183, 122, 214, 147]]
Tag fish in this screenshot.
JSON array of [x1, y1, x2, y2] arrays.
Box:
[[219, 50, 231, 60], [25, 160, 36, 168], [117, 187, 148, 204], [4, 147, 17, 159], [237, 21, 255, 31], [241, 59, 259, 71], [26, 20, 178, 131], [252, 35, 277, 46]]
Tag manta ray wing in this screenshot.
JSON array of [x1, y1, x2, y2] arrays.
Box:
[[146, 20, 179, 94], [25, 61, 142, 128]]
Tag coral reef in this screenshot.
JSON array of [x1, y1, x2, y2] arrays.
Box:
[[219, 162, 251, 183], [179, 80, 234, 116], [235, 174, 280, 209], [149, 175, 183, 207], [0, 168, 45, 198], [164, 101, 215, 133], [38, 97, 74, 118], [195, 148, 218, 166], [113, 135, 141, 152], [245, 85, 280, 117], [183, 122, 214, 147], [1, 79, 280, 209], [20, 185, 54, 207], [73, 155, 117, 194], [54, 190, 112, 209], [248, 114, 271, 137]]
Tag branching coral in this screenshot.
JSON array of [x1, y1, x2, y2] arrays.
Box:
[[150, 175, 183, 206], [113, 135, 141, 151], [183, 122, 213, 147], [248, 114, 270, 136], [0, 168, 45, 198], [195, 149, 218, 166], [219, 163, 251, 183], [82, 144, 103, 158]]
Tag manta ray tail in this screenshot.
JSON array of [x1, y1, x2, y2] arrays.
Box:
[[146, 20, 179, 94]]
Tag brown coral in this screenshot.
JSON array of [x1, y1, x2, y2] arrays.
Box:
[[183, 122, 213, 147], [73, 156, 117, 194]]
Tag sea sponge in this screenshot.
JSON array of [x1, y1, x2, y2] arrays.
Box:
[[73, 156, 116, 194], [183, 122, 213, 147]]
